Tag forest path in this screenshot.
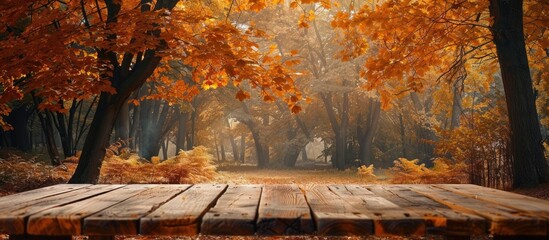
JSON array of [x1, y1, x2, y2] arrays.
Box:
[[214, 165, 390, 185]]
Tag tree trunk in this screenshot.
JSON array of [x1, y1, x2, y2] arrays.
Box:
[[450, 83, 462, 129], [214, 132, 220, 161], [68, 0, 177, 183], [320, 92, 346, 170], [176, 111, 188, 152], [240, 133, 246, 162], [301, 147, 308, 162], [283, 143, 301, 168], [226, 119, 239, 161], [219, 137, 226, 162], [262, 114, 270, 164], [490, 0, 549, 188], [251, 129, 268, 168], [187, 109, 196, 149], [5, 103, 33, 152], [358, 99, 381, 165], [399, 113, 407, 158], [31, 95, 61, 165], [161, 136, 169, 160], [114, 101, 130, 140], [69, 92, 120, 183]]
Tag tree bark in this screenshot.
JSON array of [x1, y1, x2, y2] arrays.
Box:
[[69, 92, 119, 183], [399, 113, 407, 158], [251, 128, 268, 168], [240, 133, 246, 162], [226, 119, 239, 161], [5, 103, 33, 152], [358, 99, 381, 165], [114, 101, 130, 140], [176, 111, 188, 152], [219, 136, 226, 162], [320, 93, 346, 170], [69, 0, 179, 183], [31, 95, 61, 165], [450, 83, 462, 130], [490, 0, 549, 188]]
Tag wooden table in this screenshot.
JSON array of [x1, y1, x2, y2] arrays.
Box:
[[0, 184, 547, 239]]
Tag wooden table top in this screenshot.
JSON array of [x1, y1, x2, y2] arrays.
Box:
[[0, 184, 548, 237]]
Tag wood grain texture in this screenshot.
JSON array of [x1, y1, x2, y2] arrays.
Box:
[[368, 185, 487, 236], [201, 185, 262, 235], [304, 185, 373, 236], [0, 184, 124, 234], [2, 183, 547, 237], [83, 184, 190, 235], [139, 184, 227, 235], [0, 184, 91, 212], [8, 235, 71, 240], [435, 184, 549, 217], [26, 185, 152, 235], [256, 184, 314, 235], [409, 185, 547, 236], [329, 185, 425, 236]]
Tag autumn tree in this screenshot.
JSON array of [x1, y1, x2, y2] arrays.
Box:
[[0, 0, 303, 183], [331, 0, 548, 187]]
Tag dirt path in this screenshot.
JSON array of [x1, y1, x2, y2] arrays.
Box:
[[213, 165, 387, 185]]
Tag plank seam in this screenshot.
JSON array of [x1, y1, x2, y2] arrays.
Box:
[[24, 185, 127, 235], [132, 185, 190, 235], [196, 185, 229, 234]]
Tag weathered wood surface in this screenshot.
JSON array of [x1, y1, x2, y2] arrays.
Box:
[[0, 184, 548, 238], [368, 185, 486, 236], [256, 184, 314, 235], [436, 184, 549, 216], [304, 185, 372, 236], [0, 184, 91, 211], [0, 184, 123, 234], [409, 185, 548, 236], [83, 184, 190, 235], [201, 185, 262, 235], [330, 184, 425, 236], [27, 185, 150, 235], [139, 184, 227, 235]]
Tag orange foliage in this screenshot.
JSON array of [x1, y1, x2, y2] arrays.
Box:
[[0, 0, 304, 128], [390, 158, 467, 184], [100, 146, 217, 184], [357, 164, 376, 181], [435, 101, 513, 189], [330, 0, 546, 108], [0, 147, 217, 193]]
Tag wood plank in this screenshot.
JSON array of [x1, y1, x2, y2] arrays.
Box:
[[139, 184, 227, 235], [435, 184, 549, 216], [256, 184, 314, 235], [0, 184, 91, 211], [0, 184, 124, 234], [368, 185, 487, 236], [83, 184, 190, 235], [201, 185, 262, 235], [26, 185, 153, 235], [329, 185, 425, 236], [409, 185, 547, 236], [8, 235, 71, 240], [304, 185, 373, 236]]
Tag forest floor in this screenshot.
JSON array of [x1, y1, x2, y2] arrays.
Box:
[[213, 164, 389, 185]]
